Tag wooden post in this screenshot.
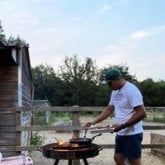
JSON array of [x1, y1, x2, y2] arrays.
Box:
[[72, 105, 81, 165], [72, 105, 81, 138], [45, 101, 50, 123]]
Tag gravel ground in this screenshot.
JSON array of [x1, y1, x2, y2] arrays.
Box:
[[29, 117, 165, 165]]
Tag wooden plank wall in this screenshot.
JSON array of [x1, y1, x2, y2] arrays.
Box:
[[20, 50, 33, 151], [0, 65, 18, 156]]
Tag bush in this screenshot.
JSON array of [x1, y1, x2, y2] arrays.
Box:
[[30, 132, 45, 145]]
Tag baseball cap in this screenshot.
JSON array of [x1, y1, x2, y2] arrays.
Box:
[[103, 68, 122, 84]]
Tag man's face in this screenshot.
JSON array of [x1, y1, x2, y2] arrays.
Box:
[[108, 79, 119, 90]]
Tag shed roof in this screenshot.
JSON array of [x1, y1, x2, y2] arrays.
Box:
[[0, 40, 31, 65], [0, 40, 32, 82], [0, 40, 29, 49]]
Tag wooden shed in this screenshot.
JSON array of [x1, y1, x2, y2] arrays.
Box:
[[0, 40, 33, 156]]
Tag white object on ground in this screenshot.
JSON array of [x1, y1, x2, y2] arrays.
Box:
[[0, 155, 33, 165], [0, 152, 2, 162]]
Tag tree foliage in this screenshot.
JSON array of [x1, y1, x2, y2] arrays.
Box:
[[58, 55, 99, 105], [0, 22, 27, 45], [32, 57, 165, 107], [0, 21, 5, 41], [32, 64, 64, 106], [138, 79, 165, 106]]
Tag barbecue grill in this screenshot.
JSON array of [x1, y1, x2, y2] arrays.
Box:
[[41, 142, 102, 165]]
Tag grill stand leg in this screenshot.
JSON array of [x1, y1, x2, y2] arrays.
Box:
[[68, 160, 72, 165], [83, 159, 88, 165], [54, 159, 59, 165], [53, 159, 88, 165]]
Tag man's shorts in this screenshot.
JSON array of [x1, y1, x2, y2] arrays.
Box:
[[115, 133, 143, 159]]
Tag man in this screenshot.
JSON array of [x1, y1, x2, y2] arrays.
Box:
[[84, 68, 146, 165]]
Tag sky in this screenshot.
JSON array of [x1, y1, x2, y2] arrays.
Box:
[[0, 0, 165, 81]]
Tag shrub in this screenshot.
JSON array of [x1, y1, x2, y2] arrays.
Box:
[[30, 132, 45, 145]]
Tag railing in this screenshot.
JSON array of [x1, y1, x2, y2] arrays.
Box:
[[0, 106, 165, 152]]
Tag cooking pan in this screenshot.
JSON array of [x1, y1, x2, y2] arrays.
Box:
[[69, 133, 102, 146]]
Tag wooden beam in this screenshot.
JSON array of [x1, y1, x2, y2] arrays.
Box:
[[143, 125, 165, 130], [0, 143, 164, 152], [17, 106, 103, 112], [101, 143, 165, 149], [0, 146, 40, 152], [0, 108, 16, 114], [16, 125, 165, 132], [16, 125, 83, 131]]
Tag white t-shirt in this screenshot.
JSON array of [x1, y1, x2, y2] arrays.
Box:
[[109, 81, 144, 135]]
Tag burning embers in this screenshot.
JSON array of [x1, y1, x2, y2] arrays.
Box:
[[53, 133, 102, 150], [52, 139, 81, 150], [58, 139, 65, 146]]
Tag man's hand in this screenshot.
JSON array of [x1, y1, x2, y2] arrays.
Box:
[[84, 122, 93, 128], [112, 124, 126, 132]]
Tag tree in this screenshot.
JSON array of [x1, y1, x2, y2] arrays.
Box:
[[32, 64, 64, 106], [0, 21, 5, 41], [0, 22, 27, 45], [7, 36, 27, 45], [139, 79, 165, 106], [59, 55, 99, 106]]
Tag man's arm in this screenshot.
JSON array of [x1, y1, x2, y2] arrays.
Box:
[[84, 105, 114, 128], [113, 105, 147, 132]]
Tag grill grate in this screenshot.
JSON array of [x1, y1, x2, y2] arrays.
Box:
[[41, 143, 101, 160]]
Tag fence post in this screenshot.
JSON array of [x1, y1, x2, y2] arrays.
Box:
[[72, 105, 81, 165]]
